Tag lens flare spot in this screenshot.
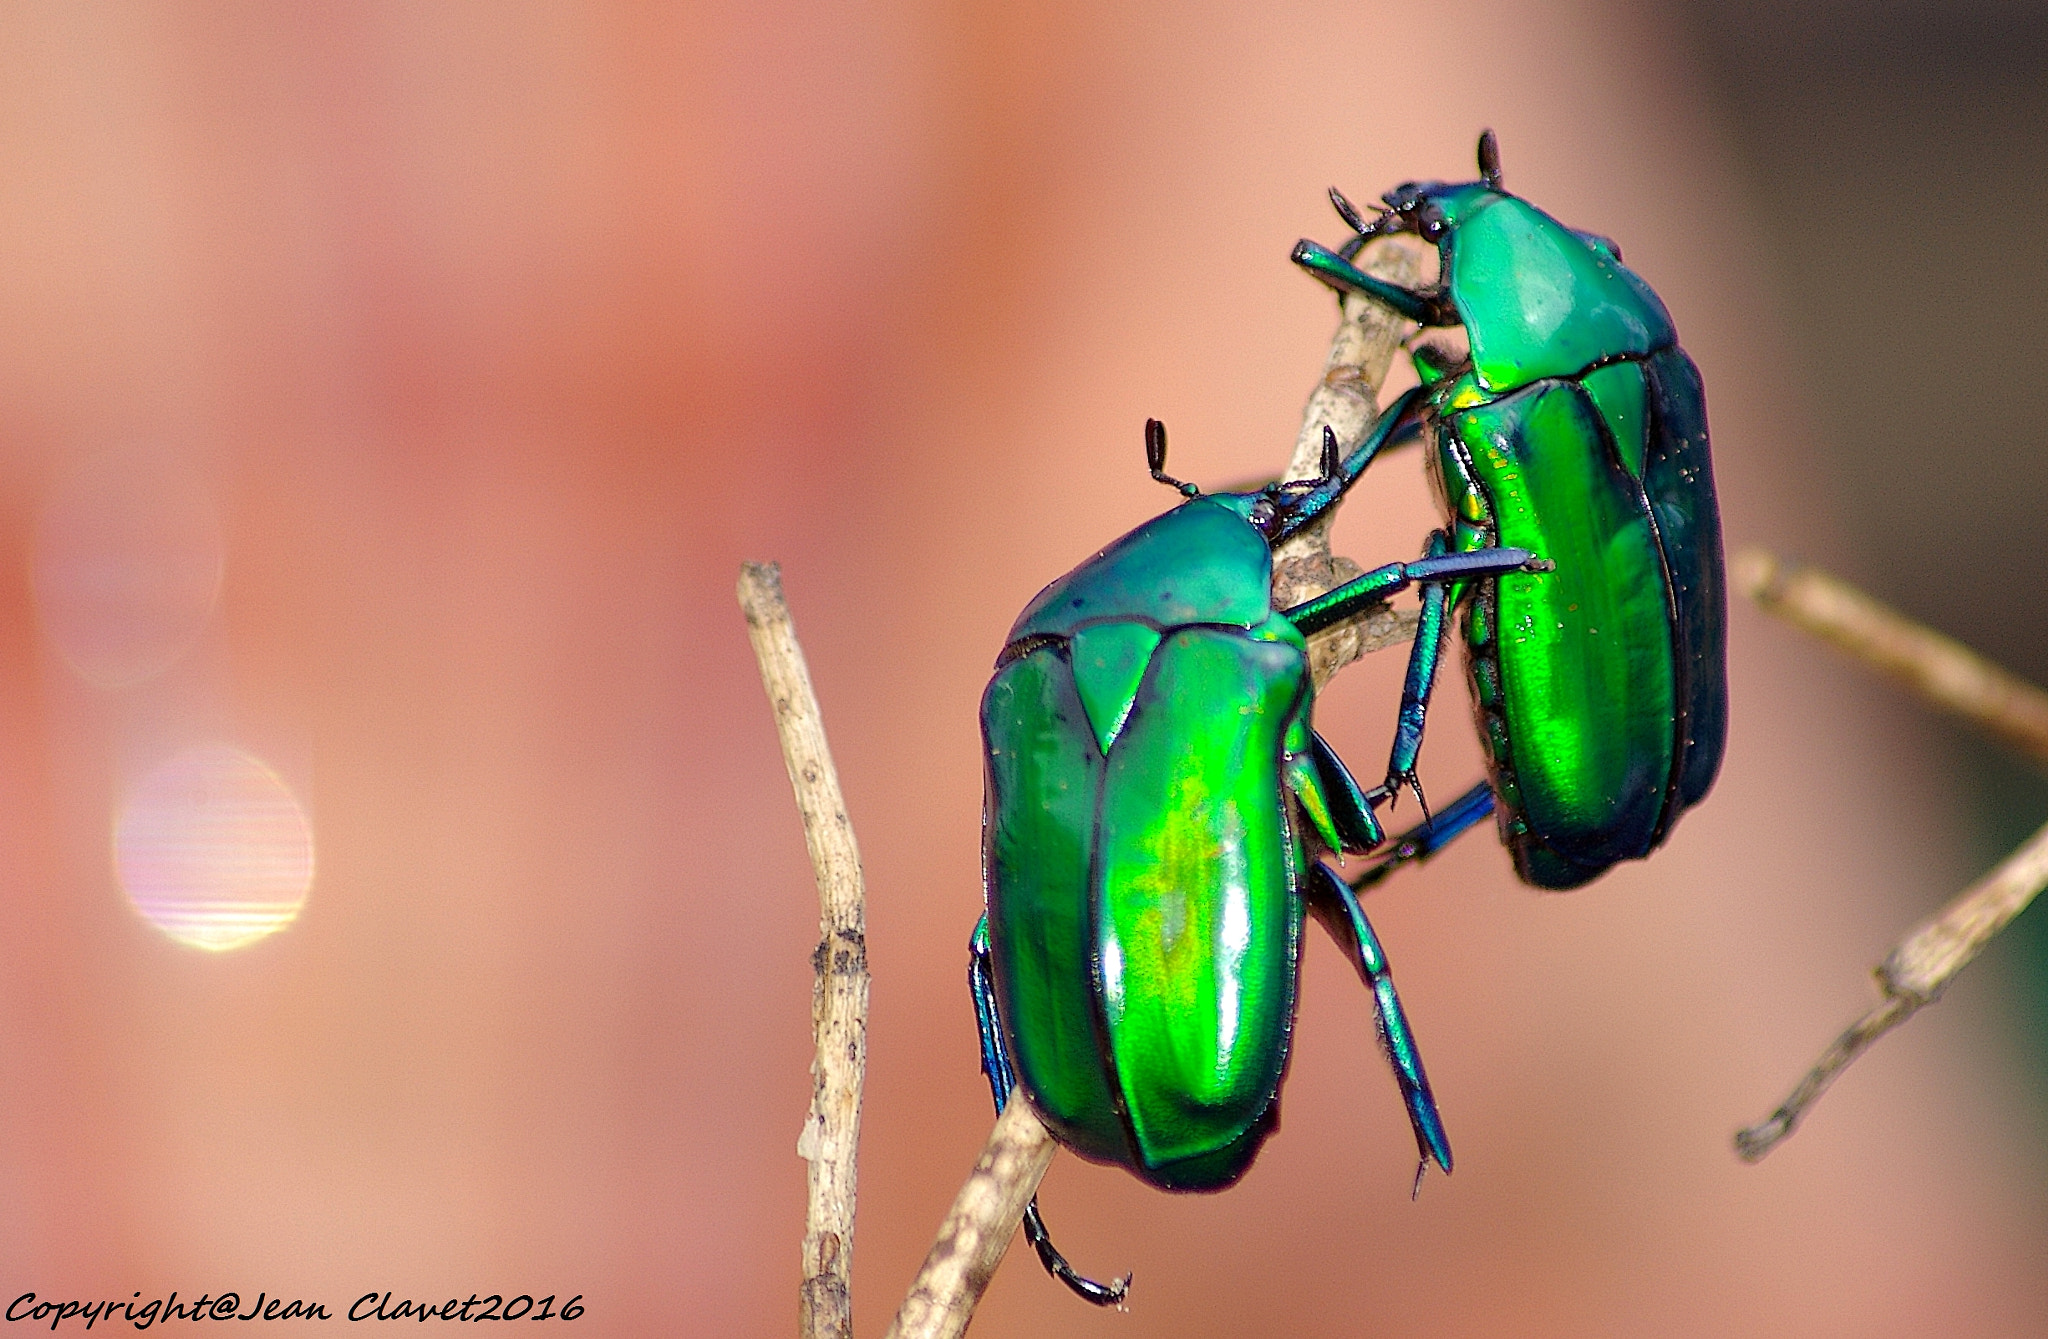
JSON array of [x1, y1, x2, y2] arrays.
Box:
[[114, 745, 313, 952]]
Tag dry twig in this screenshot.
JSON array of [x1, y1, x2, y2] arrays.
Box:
[[880, 1101, 1059, 1339], [1275, 234, 1433, 685], [740, 562, 872, 1339], [879, 234, 1430, 1339], [1736, 549, 2048, 767], [1733, 549, 2048, 1161]]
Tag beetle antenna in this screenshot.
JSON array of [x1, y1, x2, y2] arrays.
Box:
[[1477, 129, 1503, 189], [1329, 186, 1372, 235], [1144, 418, 1200, 497], [1332, 187, 1398, 261]]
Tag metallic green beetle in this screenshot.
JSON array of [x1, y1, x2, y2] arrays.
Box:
[[1293, 132, 1727, 889], [971, 417, 1543, 1303]]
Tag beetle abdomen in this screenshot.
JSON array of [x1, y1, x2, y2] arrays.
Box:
[[1093, 627, 1306, 1188], [981, 622, 1310, 1190], [1444, 376, 1679, 888], [982, 646, 1132, 1164], [1640, 347, 1727, 814]]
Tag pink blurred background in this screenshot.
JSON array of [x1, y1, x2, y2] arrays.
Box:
[[0, 2, 2044, 1335]]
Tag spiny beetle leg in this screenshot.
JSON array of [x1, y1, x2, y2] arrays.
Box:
[[1304, 863, 1453, 1180], [1377, 536, 1558, 808], [1023, 1203, 1131, 1308], [1384, 531, 1453, 811], [1308, 731, 1385, 853], [1280, 543, 1543, 639], [968, 918, 1130, 1307], [1267, 386, 1428, 543], [1291, 239, 1461, 326], [1349, 782, 1496, 895]]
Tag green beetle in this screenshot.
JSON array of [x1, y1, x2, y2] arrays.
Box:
[[1293, 132, 1726, 889], [971, 416, 1543, 1303]]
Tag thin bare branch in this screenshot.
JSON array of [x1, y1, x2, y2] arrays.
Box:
[[739, 562, 872, 1339], [882, 234, 1428, 1337], [1732, 996, 1918, 1162], [1736, 548, 2048, 767], [1274, 235, 1432, 687], [1736, 815, 2048, 1160], [1733, 550, 2048, 1160], [882, 1100, 1060, 1339]]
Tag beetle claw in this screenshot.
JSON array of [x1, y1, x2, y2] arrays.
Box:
[[1023, 1199, 1130, 1307], [1377, 772, 1433, 823]]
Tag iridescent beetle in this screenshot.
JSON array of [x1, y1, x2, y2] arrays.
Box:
[[1294, 132, 1726, 888], [971, 415, 1544, 1302]]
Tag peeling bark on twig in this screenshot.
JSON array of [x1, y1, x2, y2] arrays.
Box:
[[1733, 550, 2048, 1161], [740, 562, 872, 1339], [1274, 234, 1432, 687], [881, 1100, 1060, 1339]]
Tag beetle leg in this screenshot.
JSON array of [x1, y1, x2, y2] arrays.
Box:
[[1020, 1204, 1130, 1308], [1306, 731, 1386, 853], [1348, 782, 1495, 895], [1292, 239, 1461, 326], [968, 917, 1014, 1106], [1382, 531, 1455, 813], [1303, 863, 1454, 1181], [1267, 386, 1429, 543], [967, 919, 1133, 1307], [1279, 541, 1539, 638]]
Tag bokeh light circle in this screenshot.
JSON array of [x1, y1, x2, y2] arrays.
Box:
[[114, 745, 314, 952]]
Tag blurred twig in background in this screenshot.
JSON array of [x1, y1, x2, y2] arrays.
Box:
[[1739, 551, 2048, 769], [1733, 550, 2048, 1161]]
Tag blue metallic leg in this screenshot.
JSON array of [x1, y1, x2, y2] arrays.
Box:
[[1303, 864, 1453, 1186], [1283, 535, 1538, 818], [1269, 388, 1428, 541], [1281, 541, 1541, 639], [1349, 782, 1495, 895], [1214, 415, 1424, 498], [1382, 531, 1455, 814], [968, 918, 1131, 1307]]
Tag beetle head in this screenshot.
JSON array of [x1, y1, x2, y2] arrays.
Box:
[[1139, 418, 1305, 536], [1221, 426, 1352, 541], [1336, 132, 1508, 255]]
